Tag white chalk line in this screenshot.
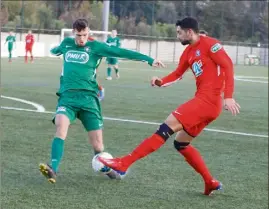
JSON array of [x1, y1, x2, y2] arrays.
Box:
[[1, 106, 268, 139], [236, 76, 268, 79], [234, 77, 268, 84], [1, 95, 45, 112]]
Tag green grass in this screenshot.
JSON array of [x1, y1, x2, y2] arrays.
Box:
[[1, 58, 268, 209]]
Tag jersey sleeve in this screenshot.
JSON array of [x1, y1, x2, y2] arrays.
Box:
[[117, 38, 121, 47], [106, 37, 109, 43], [160, 50, 189, 87], [92, 41, 154, 65], [50, 39, 65, 56], [207, 40, 234, 98]]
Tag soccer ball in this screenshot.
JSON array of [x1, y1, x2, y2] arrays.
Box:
[[92, 152, 113, 174]]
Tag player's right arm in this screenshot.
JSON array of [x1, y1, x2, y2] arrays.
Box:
[[152, 50, 189, 87]]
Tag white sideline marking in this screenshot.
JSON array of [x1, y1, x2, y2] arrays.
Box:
[[235, 76, 268, 79], [1, 95, 45, 112], [234, 77, 268, 84], [1, 106, 268, 138], [0, 106, 40, 112]]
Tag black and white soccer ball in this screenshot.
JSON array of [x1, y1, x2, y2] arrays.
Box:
[[92, 152, 113, 174]]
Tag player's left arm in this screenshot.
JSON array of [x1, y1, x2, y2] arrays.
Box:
[[92, 41, 158, 66], [208, 41, 240, 115]]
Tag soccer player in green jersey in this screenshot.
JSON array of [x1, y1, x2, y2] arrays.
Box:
[[5, 31, 16, 62], [39, 19, 164, 183], [106, 29, 121, 80]]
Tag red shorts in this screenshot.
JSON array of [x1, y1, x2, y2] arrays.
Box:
[[26, 46, 32, 52], [172, 97, 222, 137]]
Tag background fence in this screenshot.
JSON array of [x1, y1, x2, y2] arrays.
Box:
[[1, 27, 268, 66]]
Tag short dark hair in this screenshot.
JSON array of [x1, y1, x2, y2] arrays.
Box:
[[176, 17, 199, 33], [73, 19, 89, 31], [199, 30, 208, 35]]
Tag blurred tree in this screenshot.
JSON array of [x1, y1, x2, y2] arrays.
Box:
[[1, 0, 268, 42], [155, 1, 177, 24]]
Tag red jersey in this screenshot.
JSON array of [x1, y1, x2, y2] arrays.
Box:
[[25, 34, 34, 46], [161, 36, 234, 101]]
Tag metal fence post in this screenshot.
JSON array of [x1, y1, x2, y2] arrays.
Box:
[[173, 40, 176, 63], [235, 42, 238, 65], [155, 37, 158, 58], [149, 39, 152, 56]]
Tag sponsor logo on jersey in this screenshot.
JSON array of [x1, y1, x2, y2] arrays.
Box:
[[65, 50, 89, 64], [211, 43, 222, 53]]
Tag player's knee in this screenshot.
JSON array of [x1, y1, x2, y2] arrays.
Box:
[[173, 140, 190, 151], [155, 123, 174, 141]]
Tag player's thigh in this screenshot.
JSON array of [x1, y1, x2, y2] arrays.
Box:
[[54, 114, 71, 138], [53, 105, 75, 139], [171, 97, 220, 137], [53, 92, 79, 125], [107, 58, 117, 65], [175, 130, 193, 142], [26, 48, 32, 55], [79, 110, 103, 131], [113, 63, 119, 69], [111, 58, 118, 66], [78, 93, 103, 131], [164, 113, 184, 132], [106, 58, 112, 65]]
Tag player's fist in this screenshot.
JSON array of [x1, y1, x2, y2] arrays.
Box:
[[152, 59, 165, 68], [223, 98, 241, 116], [151, 76, 163, 87]]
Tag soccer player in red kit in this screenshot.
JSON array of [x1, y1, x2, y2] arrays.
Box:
[[25, 30, 34, 63], [99, 17, 241, 195]]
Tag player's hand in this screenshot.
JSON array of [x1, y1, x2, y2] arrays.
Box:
[[152, 59, 165, 68], [223, 98, 241, 116], [151, 76, 163, 87]]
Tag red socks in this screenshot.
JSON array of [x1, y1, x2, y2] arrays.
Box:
[[122, 134, 166, 166], [179, 145, 213, 183], [119, 131, 213, 184]]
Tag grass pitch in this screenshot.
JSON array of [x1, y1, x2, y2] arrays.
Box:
[[1, 58, 268, 209]]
